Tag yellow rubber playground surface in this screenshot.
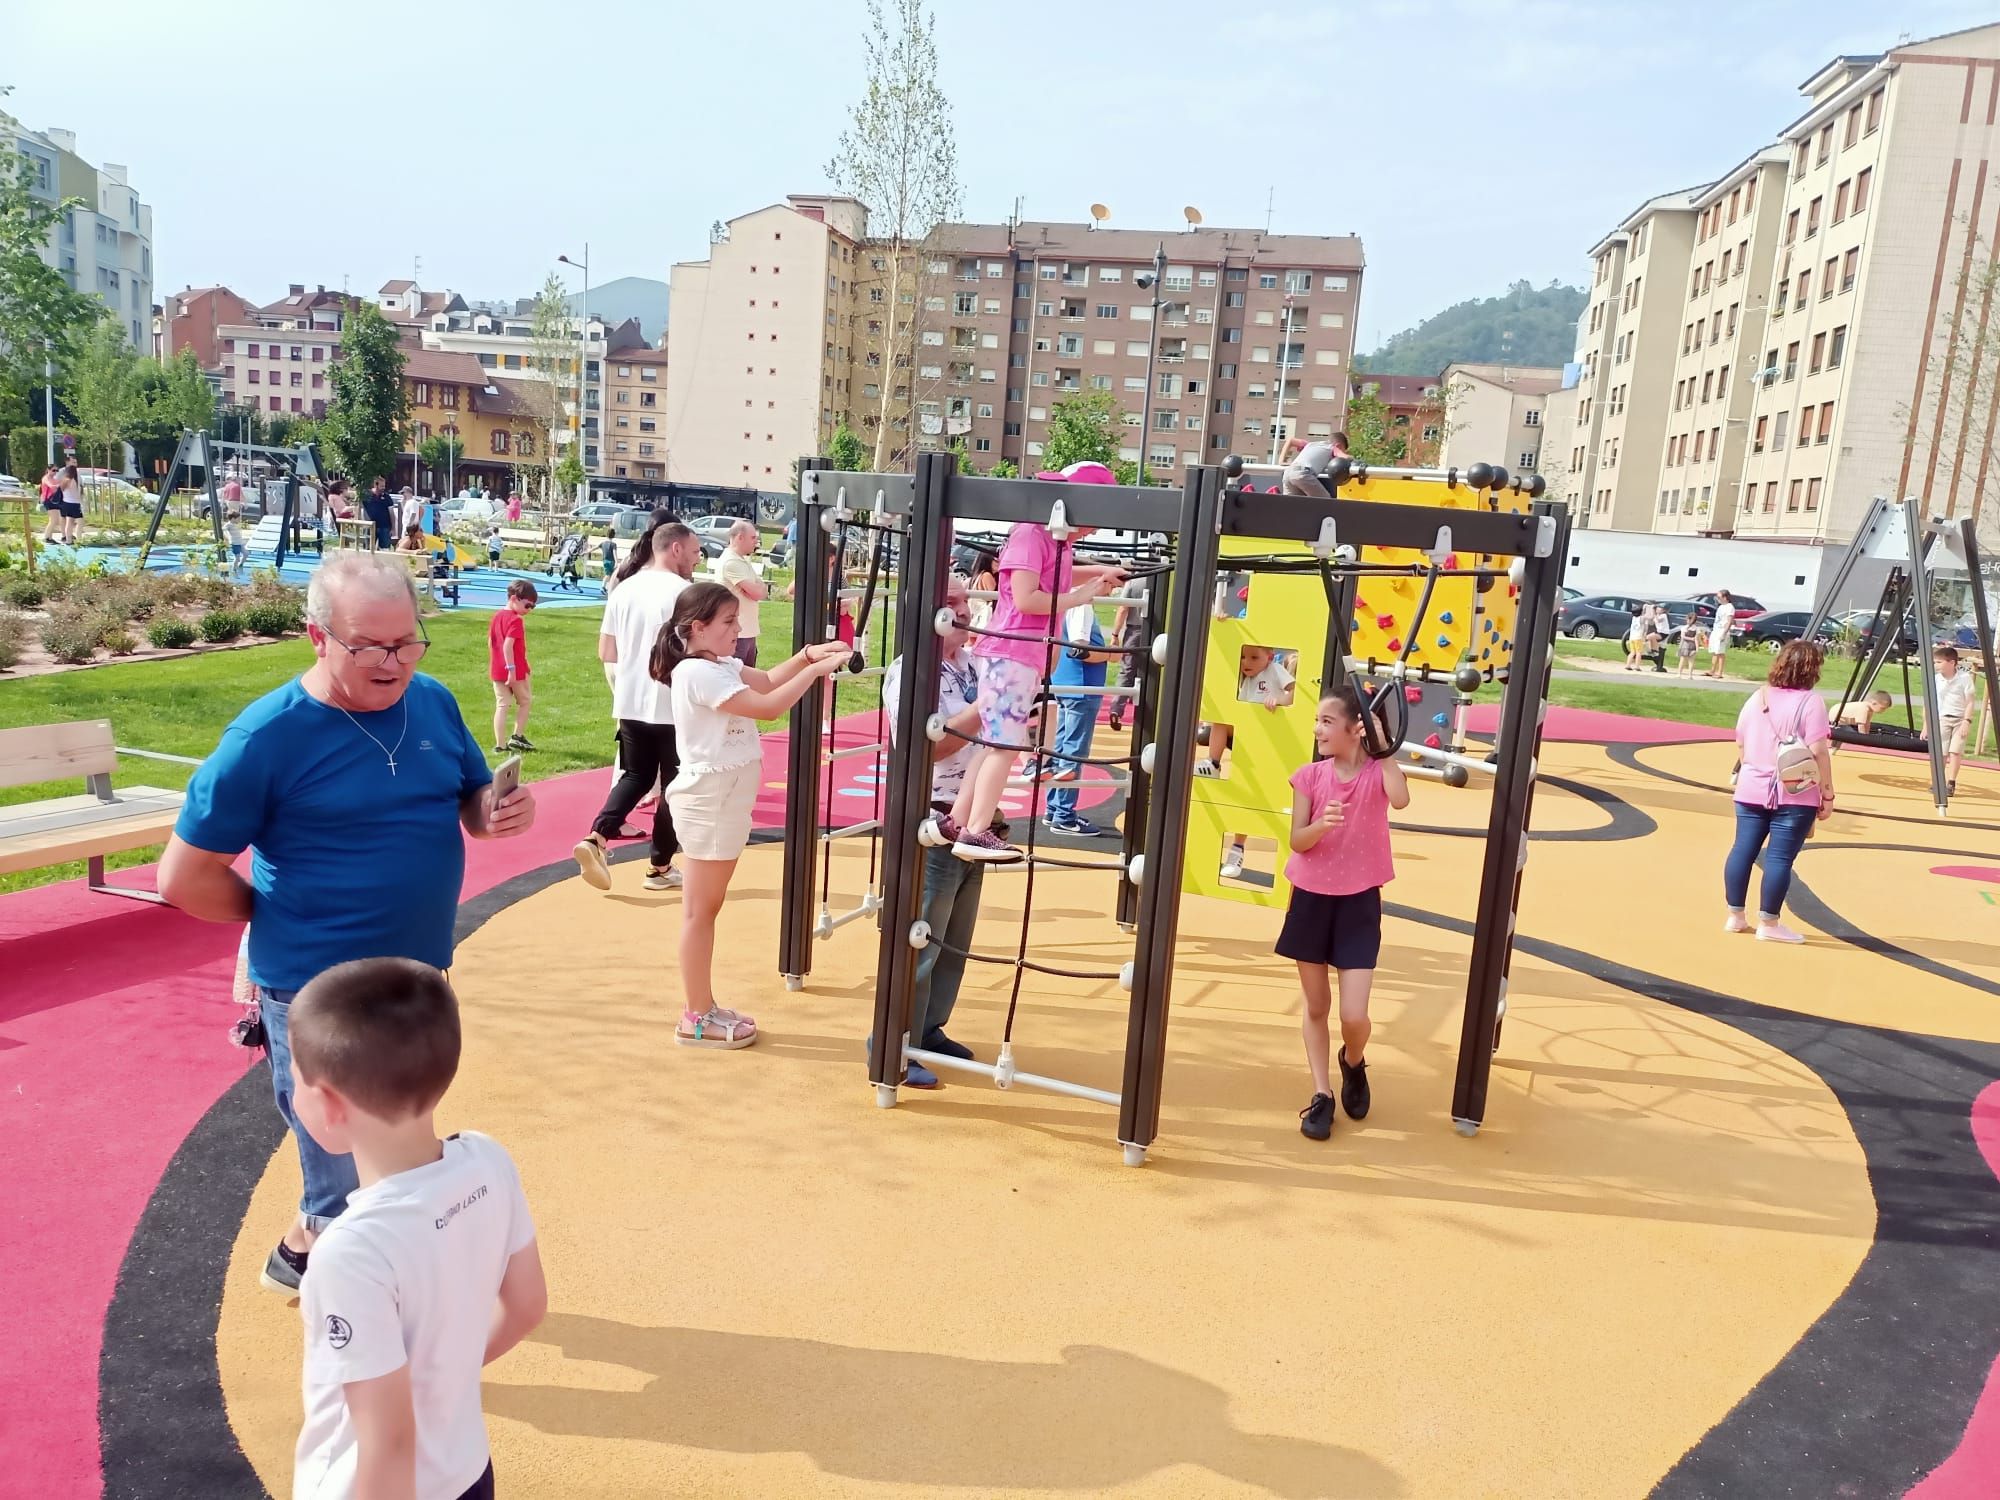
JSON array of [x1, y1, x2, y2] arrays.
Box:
[[211, 736, 2000, 1498]]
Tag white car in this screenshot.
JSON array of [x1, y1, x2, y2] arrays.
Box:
[[0, 472, 26, 496]]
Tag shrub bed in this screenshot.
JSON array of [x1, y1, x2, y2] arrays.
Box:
[[147, 618, 198, 650], [199, 609, 246, 643]]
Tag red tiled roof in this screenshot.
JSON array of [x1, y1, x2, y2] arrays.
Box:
[[380, 278, 416, 294], [400, 348, 490, 385]]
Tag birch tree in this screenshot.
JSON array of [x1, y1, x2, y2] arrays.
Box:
[[524, 274, 575, 513], [827, 0, 962, 471], [1903, 220, 2000, 558]]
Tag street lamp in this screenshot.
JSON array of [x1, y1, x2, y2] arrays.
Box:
[[1269, 295, 1297, 463], [558, 246, 590, 507], [1132, 242, 1189, 489], [43, 339, 54, 469]]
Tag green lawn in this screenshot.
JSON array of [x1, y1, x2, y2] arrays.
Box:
[[1554, 634, 1775, 682], [0, 588, 897, 893]]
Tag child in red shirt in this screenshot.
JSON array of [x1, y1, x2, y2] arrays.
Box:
[[488, 580, 538, 754]]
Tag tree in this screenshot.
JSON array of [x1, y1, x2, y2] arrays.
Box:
[[321, 302, 408, 487], [523, 273, 576, 510], [986, 457, 1018, 478], [1901, 215, 2000, 559], [153, 348, 216, 437], [1343, 389, 1407, 466], [1355, 280, 1586, 376], [828, 422, 868, 470], [0, 89, 96, 442], [65, 316, 145, 504], [827, 0, 962, 471], [418, 432, 464, 485], [1040, 390, 1124, 472]]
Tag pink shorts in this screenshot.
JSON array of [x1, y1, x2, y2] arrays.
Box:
[[976, 656, 1041, 750]]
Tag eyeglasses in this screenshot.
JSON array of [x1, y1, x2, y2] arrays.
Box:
[[320, 625, 431, 668]]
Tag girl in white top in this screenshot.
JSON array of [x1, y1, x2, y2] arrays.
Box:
[[651, 581, 848, 1049]]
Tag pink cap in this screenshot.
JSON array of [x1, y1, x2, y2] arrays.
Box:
[[1033, 460, 1117, 485]]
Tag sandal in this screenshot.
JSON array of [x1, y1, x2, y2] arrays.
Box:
[[677, 1006, 758, 1049]]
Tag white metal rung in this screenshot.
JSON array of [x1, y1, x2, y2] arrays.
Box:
[[820, 818, 883, 841], [904, 1047, 1120, 1107]]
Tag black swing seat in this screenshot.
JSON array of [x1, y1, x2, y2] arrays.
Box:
[[1831, 723, 1930, 753]]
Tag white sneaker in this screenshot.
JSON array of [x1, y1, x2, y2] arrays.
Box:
[[1194, 761, 1221, 779], [1220, 850, 1245, 880], [643, 866, 683, 891], [573, 837, 611, 891]]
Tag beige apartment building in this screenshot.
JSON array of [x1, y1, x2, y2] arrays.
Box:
[[1538, 381, 1581, 510], [1569, 23, 2000, 543], [1652, 150, 1791, 534], [665, 200, 1366, 487], [1437, 363, 1564, 478], [665, 195, 870, 487], [603, 346, 670, 480]]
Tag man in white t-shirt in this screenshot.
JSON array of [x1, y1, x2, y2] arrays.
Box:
[[712, 519, 768, 666], [1930, 644, 1977, 794], [573, 521, 701, 893], [287, 959, 544, 1500], [1707, 591, 1738, 678], [881, 580, 984, 1084]]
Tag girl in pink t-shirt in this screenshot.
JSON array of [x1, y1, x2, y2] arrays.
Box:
[[1279, 686, 1410, 1140], [924, 468, 1124, 861]]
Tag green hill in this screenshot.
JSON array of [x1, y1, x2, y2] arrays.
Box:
[[1356, 280, 1585, 377]]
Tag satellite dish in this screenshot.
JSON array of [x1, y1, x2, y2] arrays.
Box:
[[1089, 203, 1111, 229], [1184, 206, 1204, 227]]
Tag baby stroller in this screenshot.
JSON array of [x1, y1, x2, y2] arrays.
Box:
[[549, 532, 585, 592], [428, 542, 461, 607]]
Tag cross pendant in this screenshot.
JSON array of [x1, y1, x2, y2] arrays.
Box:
[[386, 758, 397, 776]]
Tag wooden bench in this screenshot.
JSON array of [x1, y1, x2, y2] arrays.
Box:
[[0, 721, 195, 902]]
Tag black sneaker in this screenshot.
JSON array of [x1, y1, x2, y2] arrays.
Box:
[[1299, 1092, 1335, 1141], [1338, 1048, 1371, 1120], [923, 1029, 974, 1061], [507, 733, 537, 752], [261, 1240, 308, 1295]]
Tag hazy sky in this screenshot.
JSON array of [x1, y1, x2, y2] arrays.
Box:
[[9, 0, 1993, 346]]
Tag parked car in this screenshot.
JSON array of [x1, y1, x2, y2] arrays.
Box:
[[1741, 609, 1842, 646], [568, 500, 644, 528], [1685, 590, 1767, 628], [1559, 585, 1583, 602], [682, 513, 749, 550], [78, 472, 149, 509], [0, 472, 25, 496], [1556, 594, 1663, 641]]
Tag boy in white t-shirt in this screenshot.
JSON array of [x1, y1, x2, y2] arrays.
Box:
[[1930, 645, 1977, 794], [1236, 644, 1297, 710], [287, 958, 546, 1500]]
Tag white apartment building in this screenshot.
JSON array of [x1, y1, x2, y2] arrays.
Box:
[[1537, 378, 1581, 510], [1652, 151, 1791, 534], [8, 125, 153, 348], [665, 195, 871, 487], [1571, 23, 2000, 544], [1437, 363, 1564, 478]]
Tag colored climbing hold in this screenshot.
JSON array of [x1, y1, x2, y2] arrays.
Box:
[[1387, 637, 1403, 653], [1424, 733, 1442, 748], [1404, 686, 1423, 703], [1439, 610, 1454, 624], [1236, 585, 1250, 602], [1508, 584, 1520, 598], [1481, 647, 1492, 659], [1445, 554, 1459, 569], [1355, 597, 1370, 613], [1432, 712, 1449, 727], [1436, 634, 1451, 648], [1376, 613, 1396, 629]]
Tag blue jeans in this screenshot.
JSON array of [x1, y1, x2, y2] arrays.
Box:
[[1723, 801, 1817, 919], [258, 987, 359, 1232], [912, 844, 983, 1045], [1045, 694, 1098, 819]]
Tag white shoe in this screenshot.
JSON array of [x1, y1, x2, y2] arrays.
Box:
[[1723, 913, 1751, 934], [573, 837, 611, 891], [1194, 761, 1221, 779], [643, 866, 683, 891], [1220, 852, 1245, 880]]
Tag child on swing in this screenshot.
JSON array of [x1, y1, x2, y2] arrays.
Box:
[[922, 462, 1126, 862], [652, 582, 849, 1048], [1281, 683, 1409, 1140]]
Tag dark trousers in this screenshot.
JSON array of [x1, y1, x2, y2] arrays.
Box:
[[912, 841, 983, 1045], [1723, 801, 1817, 918], [592, 720, 681, 868], [457, 1461, 495, 1500]]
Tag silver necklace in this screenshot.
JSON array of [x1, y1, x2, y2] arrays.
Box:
[[335, 699, 409, 775]]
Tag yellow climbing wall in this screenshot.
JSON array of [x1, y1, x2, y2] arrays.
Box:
[[1184, 472, 1531, 908]]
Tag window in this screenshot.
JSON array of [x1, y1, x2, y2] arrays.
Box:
[[290, 345, 302, 361], [1842, 248, 1859, 291], [1794, 141, 1810, 179], [1845, 102, 1862, 148], [1828, 324, 1848, 368], [1784, 342, 1799, 380], [267, 396, 280, 411], [247, 343, 261, 358], [290, 371, 303, 387], [1218, 362, 1236, 378], [1817, 402, 1835, 443], [1822, 256, 1837, 298], [1728, 302, 1739, 336], [1716, 365, 1729, 399], [1773, 410, 1789, 450], [1096, 267, 1122, 283], [1225, 291, 1245, 308], [1754, 415, 1767, 452], [1810, 332, 1826, 374], [1095, 304, 1117, 319], [311, 373, 323, 390], [1853, 167, 1872, 214], [1222, 328, 1241, 344], [1039, 265, 1058, 280], [1788, 478, 1803, 512], [248, 369, 260, 385], [1866, 87, 1883, 134], [1816, 123, 1832, 164], [1250, 346, 1271, 363], [1806, 197, 1822, 238], [1795, 271, 1809, 310], [1762, 481, 1776, 514], [1833, 180, 1850, 222], [311, 346, 325, 363]]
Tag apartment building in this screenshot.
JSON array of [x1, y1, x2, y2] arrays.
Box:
[[7, 125, 153, 348], [1653, 150, 1791, 534], [1569, 24, 2000, 543], [1351, 373, 1443, 464], [665, 195, 871, 487], [161, 286, 255, 374], [1437, 363, 1564, 477], [604, 346, 670, 480], [397, 349, 546, 494], [1538, 378, 1581, 508]]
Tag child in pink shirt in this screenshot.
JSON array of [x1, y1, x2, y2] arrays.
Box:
[[1279, 685, 1409, 1140], [924, 464, 1124, 861]]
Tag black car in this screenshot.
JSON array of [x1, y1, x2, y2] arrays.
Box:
[[1557, 594, 1664, 640], [1742, 610, 1841, 646]]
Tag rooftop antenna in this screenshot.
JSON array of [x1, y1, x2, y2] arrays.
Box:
[[1264, 187, 1275, 234], [1183, 205, 1204, 232], [1088, 202, 1110, 231]]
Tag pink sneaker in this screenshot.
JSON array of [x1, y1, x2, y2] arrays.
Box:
[[952, 827, 1022, 863], [1755, 921, 1806, 944], [1723, 913, 1751, 934]]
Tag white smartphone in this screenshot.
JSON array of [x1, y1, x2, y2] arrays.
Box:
[[491, 754, 522, 806]]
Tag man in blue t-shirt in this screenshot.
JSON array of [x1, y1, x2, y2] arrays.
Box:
[[160, 553, 536, 1295], [1045, 601, 1116, 836]]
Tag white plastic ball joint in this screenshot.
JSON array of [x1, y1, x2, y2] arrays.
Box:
[[933, 607, 956, 636], [783, 973, 803, 992], [1507, 556, 1526, 587], [908, 920, 932, 950], [995, 1041, 1017, 1089], [1119, 961, 1134, 992], [1333, 544, 1358, 565], [1139, 742, 1157, 776], [916, 816, 947, 848], [1126, 853, 1146, 887], [875, 1082, 899, 1109], [819, 509, 839, 535], [924, 713, 947, 743], [1150, 633, 1170, 666]]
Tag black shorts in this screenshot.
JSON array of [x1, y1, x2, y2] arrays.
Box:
[[457, 1460, 494, 1500], [1275, 886, 1382, 970]]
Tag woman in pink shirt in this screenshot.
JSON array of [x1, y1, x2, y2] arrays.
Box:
[[1725, 639, 1836, 943], [1280, 685, 1410, 1140], [923, 463, 1124, 862]]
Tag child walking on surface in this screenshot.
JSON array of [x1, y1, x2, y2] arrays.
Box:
[[654, 582, 848, 1048], [488, 579, 538, 753], [1280, 685, 1410, 1140], [923, 463, 1125, 862], [286, 958, 546, 1500]]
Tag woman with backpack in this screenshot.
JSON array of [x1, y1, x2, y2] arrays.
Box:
[[1724, 640, 1836, 944]]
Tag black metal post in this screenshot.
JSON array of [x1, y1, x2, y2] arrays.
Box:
[[1115, 568, 1170, 931], [1905, 500, 1950, 812], [868, 451, 953, 1094], [1958, 519, 2000, 798], [1450, 501, 1565, 1132], [777, 457, 832, 989], [1116, 463, 1224, 1162], [137, 429, 195, 566]]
